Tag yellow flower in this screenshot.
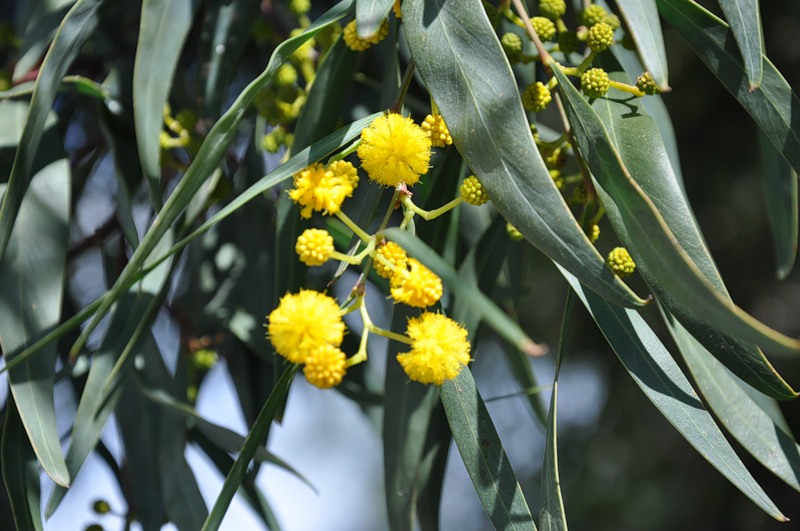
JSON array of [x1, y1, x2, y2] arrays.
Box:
[[304, 344, 347, 389], [506, 223, 524, 240], [375, 241, 408, 278], [421, 113, 453, 148], [267, 290, 345, 363], [607, 246, 636, 277], [589, 223, 600, 243], [288, 162, 357, 218], [460, 175, 490, 206], [397, 313, 471, 385], [393, 0, 402, 18], [390, 259, 443, 308], [343, 19, 389, 51], [296, 228, 334, 266], [357, 113, 432, 187]]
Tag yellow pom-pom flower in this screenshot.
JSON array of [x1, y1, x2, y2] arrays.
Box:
[[289, 162, 358, 218], [357, 113, 432, 187], [393, 0, 402, 18], [397, 313, 471, 385], [421, 113, 453, 148], [460, 175, 490, 206], [589, 223, 600, 243], [390, 259, 443, 308], [375, 241, 408, 278], [267, 290, 345, 364], [327, 159, 360, 187], [296, 228, 334, 266], [304, 344, 347, 389], [607, 247, 636, 277]]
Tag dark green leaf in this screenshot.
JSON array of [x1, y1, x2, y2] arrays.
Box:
[[717, 0, 763, 88], [0, 0, 103, 260], [662, 306, 800, 493], [587, 75, 794, 399], [385, 229, 542, 357], [384, 305, 440, 531], [403, 0, 646, 309], [12, 0, 74, 81], [657, 0, 800, 178], [615, 0, 669, 89], [553, 64, 800, 361], [558, 265, 786, 521], [1, 393, 43, 531], [202, 365, 297, 531], [758, 132, 798, 279], [134, 0, 202, 205], [356, 0, 394, 37], [0, 136, 70, 486], [415, 404, 451, 531], [71, 0, 356, 357], [441, 368, 537, 531]]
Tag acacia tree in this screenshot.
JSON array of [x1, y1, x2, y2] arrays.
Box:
[[0, 0, 798, 529]]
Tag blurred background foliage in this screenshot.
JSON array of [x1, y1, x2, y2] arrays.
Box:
[[0, 0, 799, 530]]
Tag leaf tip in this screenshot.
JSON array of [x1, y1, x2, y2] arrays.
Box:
[[521, 339, 548, 357]]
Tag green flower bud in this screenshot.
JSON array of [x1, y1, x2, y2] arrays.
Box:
[[581, 67, 610, 97]]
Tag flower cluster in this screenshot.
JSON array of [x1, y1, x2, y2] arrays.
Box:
[[357, 113, 432, 187], [397, 313, 471, 385], [343, 19, 389, 51], [607, 247, 636, 277], [289, 160, 359, 218]]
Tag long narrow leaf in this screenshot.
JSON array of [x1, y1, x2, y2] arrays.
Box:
[[758, 132, 798, 279], [356, 0, 395, 37], [403, 0, 646, 309], [558, 265, 786, 520], [615, 0, 669, 89], [0, 0, 103, 260], [441, 368, 537, 530], [717, 0, 763, 88], [1, 393, 43, 531]]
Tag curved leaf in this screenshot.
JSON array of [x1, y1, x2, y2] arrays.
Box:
[[0, 141, 70, 486], [588, 75, 794, 399], [133, 0, 202, 205], [758, 132, 798, 279], [552, 65, 800, 360], [402, 0, 646, 309], [558, 265, 786, 521], [0, 0, 103, 261], [356, 0, 395, 37], [615, 0, 669, 89], [441, 368, 537, 530], [1, 393, 43, 531], [662, 306, 800, 493], [657, 0, 800, 178], [71, 0, 356, 357], [717, 0, 763, 89]]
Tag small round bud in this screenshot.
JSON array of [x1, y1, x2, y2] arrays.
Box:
[[531, 16, 556, 41], [550, 169, 564, 189], [581, 67, 610, 97], [589, 223, 600, 242], [343, 20, 371, 51], [375, 241, 408, 279], [460, 175, 490, 205], [501, 32, 523, 62], [421, 114, 453, 147], [193, 349, 218, 370], [522, 82, 552, 112], [607, 247, 636, 277], [544, 147, 564, 169], [558, 30, 580, 54], [289, 0, 311, 17], [539, 0, 566, 20], [304, 344, 347, 389], [636, 72, 659, 95], [92, 500, 111, 515], [587, 22, 614, 53], [276, 63, 298, 86], [604, 13, 621, 30], [506, 223, 524, 241], [296, 228, 334, 266], [582, 4, 609, 27]]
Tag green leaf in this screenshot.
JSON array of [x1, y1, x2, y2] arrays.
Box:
[[202, 365, 297, 531], [12, 0, 75, 81], [0, 0, 103, 261], [441, 368, 537, 531], [385, 229, 542, 356], [552, 64, 800, 360], [758, 132, 798, 279], [196, 0, 261, 121], [403, 0, 645, 309], [133, 0, 202, 205], [587, 75, 794, 399], [383, 305, 441, 531], [615, 0, 669, 89], [0, 139, 70, 486], [415, 405, 451, 531], [356, 0, 394, 37], [657, 0, 800, 178], [557, 265, 787, 521], [661, 306, 800, 493], [717, 0, 763, 88], [1, 393, 44, 531], [71, 0, 356, 357]]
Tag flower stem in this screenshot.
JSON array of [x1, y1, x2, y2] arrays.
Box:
[[609, 79, 645, 97], [400, 195, 462, 221], [335, 210, 372, 242]]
